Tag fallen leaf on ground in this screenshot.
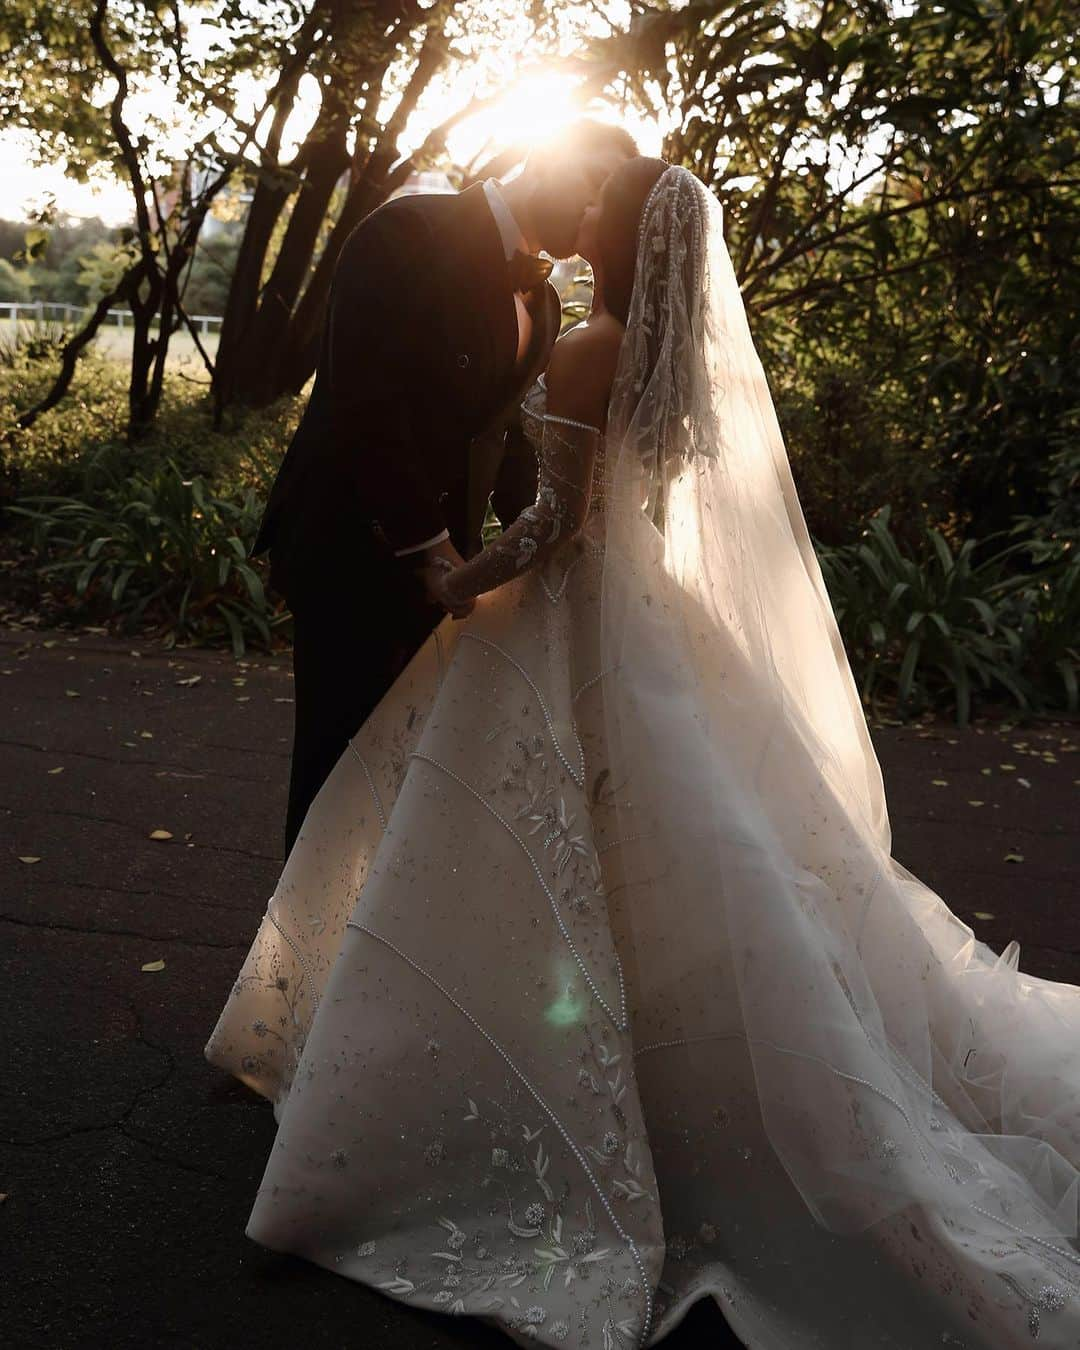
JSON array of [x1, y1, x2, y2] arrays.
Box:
[[932, 779, 948, 786], [48, 766, 63, 775], [149, 829, 173, 841], [175, 675, 202, 687], [139, 731, 153, 739], [1017, 777, 1031, 788], [17, 856, 41, 864], [967, 800, 984, 807], [980, 768, 992, 775], [141, 959, 165, 972], [1003, 853, 1024, 863], [973, 911, 995, 920], [65, 689, 80, 698]]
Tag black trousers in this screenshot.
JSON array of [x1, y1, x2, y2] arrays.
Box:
[[283, 565, 443, 858]]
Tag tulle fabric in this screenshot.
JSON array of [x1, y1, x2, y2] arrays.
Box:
[[597, 165, 1080, 1246]]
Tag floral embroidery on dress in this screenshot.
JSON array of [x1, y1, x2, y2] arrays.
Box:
[[360, 1082, 652, 1336], [502, 733, 602, 892]]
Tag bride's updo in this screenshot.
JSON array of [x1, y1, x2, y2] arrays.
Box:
[[597, 156, 669, 322]]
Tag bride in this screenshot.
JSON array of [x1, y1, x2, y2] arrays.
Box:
[[205, 160, 1080, 1348]]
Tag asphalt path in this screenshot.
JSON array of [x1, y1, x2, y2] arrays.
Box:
[[1, 626, 1076, 1349]]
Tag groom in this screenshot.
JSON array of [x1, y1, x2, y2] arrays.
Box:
[[253, 119, 639, 854]]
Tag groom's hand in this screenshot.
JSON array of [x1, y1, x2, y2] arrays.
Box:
[[412, 538, 474, 619]]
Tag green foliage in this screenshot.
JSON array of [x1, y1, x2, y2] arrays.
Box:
[[817, 505, 1076, 724], [0, 350, 131, 498], [599, 0, 1080, 545], [1007, 409, 1080, 550], [0, 347, 295, 499], [0, 350, 299, 650], [0, 257, 32, 303], [75, 237, 143, 303], [0, 216, 128, 306], [9, 447, 285, 656], [1003, 551, 1080, 713], [181, 226, 241, 316]]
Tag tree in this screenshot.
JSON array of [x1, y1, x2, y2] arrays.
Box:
[[212, 1, 609, 414], [585, 0, 1079, 538], [1, 0, 334, 437]]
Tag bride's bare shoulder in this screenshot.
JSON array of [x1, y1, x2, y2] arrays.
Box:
[[546, 315, 624, 427]]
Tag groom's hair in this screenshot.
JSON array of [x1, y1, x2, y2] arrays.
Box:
[[524, 118, 639, 171]]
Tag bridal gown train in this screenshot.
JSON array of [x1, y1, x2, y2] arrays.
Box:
[[205, 375, 1080, 1349], [206, 164, 1080, 1348]]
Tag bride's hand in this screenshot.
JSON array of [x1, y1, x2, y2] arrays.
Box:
[[418, 556, 474, 620]]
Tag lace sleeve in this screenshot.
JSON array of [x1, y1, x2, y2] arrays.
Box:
[[442, 415, 600, 605]]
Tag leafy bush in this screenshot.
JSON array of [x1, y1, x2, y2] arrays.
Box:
[[9, 447, 287, 655], [1007, 409, 1080, 549], [817, 505, 1074, 724], [0, 257, 32, 303], [0, 346, 297, 501], [1003, 549, 1080, 714]]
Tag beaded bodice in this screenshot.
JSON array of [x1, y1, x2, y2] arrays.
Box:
[[520, 374, 607, 514]]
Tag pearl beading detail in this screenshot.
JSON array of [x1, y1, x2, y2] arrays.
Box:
[[572, 666, 620, 703], [540, 554, 581, 605], [344, 916, 655, 1347], [410, 749, 628, 1033], [348, 743, 387, 829], [459, 632, 585, 789], [265, 904, 321, 1014], [543, 412, 602, 434]]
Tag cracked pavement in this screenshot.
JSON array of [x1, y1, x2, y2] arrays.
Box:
[[1, 625, 1077, 1349]]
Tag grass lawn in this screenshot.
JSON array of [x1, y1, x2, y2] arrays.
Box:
[[0, 317, 219, 370]]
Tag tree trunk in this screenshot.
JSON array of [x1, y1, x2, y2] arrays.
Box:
[[213, 74, 305, 423], [233, 108, 351, 406], [125, 263, 165, 442], [274, 170, 391, 395], [212, 6, 458, 411]]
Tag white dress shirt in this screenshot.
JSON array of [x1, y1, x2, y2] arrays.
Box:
[[394, 178, 535, 557]]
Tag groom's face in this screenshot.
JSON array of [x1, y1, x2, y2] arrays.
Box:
[[528, 145, 635, 259]]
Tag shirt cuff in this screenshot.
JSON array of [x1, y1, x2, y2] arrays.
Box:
[[393, 528, 451, 557]]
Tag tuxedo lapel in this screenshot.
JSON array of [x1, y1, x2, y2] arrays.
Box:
[[435, 184, 519, 412]]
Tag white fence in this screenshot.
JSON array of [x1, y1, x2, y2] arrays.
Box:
[[0, 300, 223, 336]]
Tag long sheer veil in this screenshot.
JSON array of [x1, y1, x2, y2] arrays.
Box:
[[597, 164, 1080, 1248]]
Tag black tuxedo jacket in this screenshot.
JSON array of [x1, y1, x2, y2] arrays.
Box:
[[252, 183, 561, 608]]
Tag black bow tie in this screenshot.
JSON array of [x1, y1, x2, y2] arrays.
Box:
[[508, 249, 553, 293]]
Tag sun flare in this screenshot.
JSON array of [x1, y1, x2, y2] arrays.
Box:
[[446, 70, 587, 166]]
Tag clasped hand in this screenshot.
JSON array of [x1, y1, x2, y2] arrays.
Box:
[[413, 540, 474, 620]]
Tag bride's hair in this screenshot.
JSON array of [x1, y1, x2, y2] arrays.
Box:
[[597, 157, 669, 323]]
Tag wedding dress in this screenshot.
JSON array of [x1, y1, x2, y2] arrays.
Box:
[[205, 167, 1080, 1349]]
